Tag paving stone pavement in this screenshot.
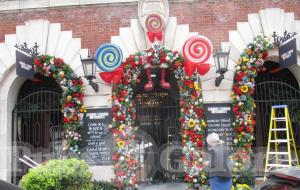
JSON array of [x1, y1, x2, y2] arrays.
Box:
[[138, 183, 186, 190]]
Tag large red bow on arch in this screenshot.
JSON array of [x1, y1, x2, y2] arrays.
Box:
[[184, 61, 211, 76], [99, 67, 123, 84], [147, 32, 163, 43]]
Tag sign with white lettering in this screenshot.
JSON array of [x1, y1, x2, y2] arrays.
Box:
[[16, 50, 34, 79], [279, 38, 297, 68], [204, 103, 234, 147], [82, 108, 113, 165]]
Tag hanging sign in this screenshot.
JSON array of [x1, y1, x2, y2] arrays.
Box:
[[279, 38, 297, 68], [16, 50, 34, 79], [82, 108, 113, 165], [204, 103, 235, 147]]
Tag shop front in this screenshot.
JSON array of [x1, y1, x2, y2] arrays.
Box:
[[0, 0, 300, 189]]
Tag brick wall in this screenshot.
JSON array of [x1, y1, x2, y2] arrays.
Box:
[[0, 0, 300, 52]]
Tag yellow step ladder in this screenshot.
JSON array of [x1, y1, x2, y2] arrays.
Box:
[[264, 105, 299, 179]]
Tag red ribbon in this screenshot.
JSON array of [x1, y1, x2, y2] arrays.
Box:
[[184, 61, 211, 76], [147, 32, 163, 43], [99, 67, 123, 84]]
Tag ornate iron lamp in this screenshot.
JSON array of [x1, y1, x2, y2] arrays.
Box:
[[80, 52, 99, 92], [214, 48, 230, 87]]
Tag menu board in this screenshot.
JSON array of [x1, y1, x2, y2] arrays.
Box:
[[204, 103, 235, 147], [82, 108, 113, 165]]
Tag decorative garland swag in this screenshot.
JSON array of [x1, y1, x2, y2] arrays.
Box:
[[231, 34, 272, 185], [33, 55, 86, 154], [110, 46, 207, 189]]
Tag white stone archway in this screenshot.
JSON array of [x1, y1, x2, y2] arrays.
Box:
[[217, 8, 300, 103], [0, 19, 88, 182]]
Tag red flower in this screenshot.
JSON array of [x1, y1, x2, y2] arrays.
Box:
[[233, 105, 240, 114], [235, 72, 246, 82], [197, 141, 203, 148], [64, 117, 70, 123], [263, 51, 269, 58], [233, 85, 242, 95], [34, 59, 43, 67], [73, 115, 78, 121], [112, 154, 120, 161], [54, 58, 64, 67], [160, 56, 166, 63]]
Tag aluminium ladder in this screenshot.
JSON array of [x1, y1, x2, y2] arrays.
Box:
[[264, 105, 299, 179]]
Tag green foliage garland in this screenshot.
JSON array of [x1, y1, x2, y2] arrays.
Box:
[[231, 34, 272, 185], [34, 55, 86, 154]]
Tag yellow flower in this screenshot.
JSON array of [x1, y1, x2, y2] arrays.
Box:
[[246, 49, 252, 55], [119, 124, 125, 131], [194, 82, 201, 92], [80, 106, 87, 113], [188, 119, 196, 128], [242, 66, 247, 70], [230, 92, 235, 99], [240, 85, 249, 93], [201, 120, 206, 127], [242, 56, 249, 63], [67, 95, 72, 102], [59, 71, 65, 78], [117, 141, 125, 148]]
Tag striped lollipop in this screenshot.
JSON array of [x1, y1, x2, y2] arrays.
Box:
[[95, 43, 123, 72], [145, 14, 165, 33], [183, 35, 213, 64]]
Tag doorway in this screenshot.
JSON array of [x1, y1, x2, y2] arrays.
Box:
[[254, 61, 300, 176], [12, 75, 63, 184], [134, 68, 184, 184]]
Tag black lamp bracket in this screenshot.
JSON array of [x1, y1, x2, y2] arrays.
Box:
[[85, 75, 98, 92]]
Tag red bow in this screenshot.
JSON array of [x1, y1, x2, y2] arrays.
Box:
[[184, 61, 211, 76], [147, 32, 163, 43], [99, 67, 123, 84]]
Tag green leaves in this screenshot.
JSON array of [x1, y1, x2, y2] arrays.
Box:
[[21, 158, 93, 190]]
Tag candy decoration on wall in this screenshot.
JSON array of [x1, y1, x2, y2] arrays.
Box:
[[145, 14, 164, 43], [95, 43, 123, 72], [183, 35, 212, 76], [99, 67, 123, 84]]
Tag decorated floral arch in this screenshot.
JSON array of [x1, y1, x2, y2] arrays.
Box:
[[231, 34, 272, 185], [33, 55, 86, 154], [110, 47, 207, 189]]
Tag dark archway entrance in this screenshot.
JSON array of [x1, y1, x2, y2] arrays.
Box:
[[12, 75, 63, 184], [134, 68, 184, 184], [254, 61, 300, 176]]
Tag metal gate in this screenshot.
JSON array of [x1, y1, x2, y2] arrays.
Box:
[[253, 67, 300, 176], [134, 91, 184, 184], [254, 81, 300, 147], [12, 77, 63, 184]]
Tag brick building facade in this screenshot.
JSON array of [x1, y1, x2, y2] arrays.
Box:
[[0, 0, 300, 185], [1, 0, 300, 52]]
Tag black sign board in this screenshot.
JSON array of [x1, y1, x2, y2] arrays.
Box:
[[204, 103, 235, 147], [279, 38, 297, 68], [82, 108, 113, 165], [16, 50, 34, 79]]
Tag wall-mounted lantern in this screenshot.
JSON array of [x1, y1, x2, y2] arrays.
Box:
[[214, 48, 230, 87], [80, 52, 99, 92]]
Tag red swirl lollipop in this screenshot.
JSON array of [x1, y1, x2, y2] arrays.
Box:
[[145, 14, 164, 33], [183, 35, 213, 76], [183, 35, 213, 64]]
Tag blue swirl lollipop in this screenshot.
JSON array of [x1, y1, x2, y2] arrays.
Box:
[[95, 43, 123, 72]]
